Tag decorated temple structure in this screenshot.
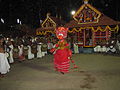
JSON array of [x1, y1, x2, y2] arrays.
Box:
[[65, 0, 120, 51], [36, 13, 65, 36]]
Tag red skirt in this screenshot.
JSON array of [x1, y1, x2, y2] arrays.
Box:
[[54, 48, 70, 73], [54, 61, 70, 73]]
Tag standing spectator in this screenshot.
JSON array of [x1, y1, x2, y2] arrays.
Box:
[[18, 43, 25, 62], [8, 40, 14, 63], [37, 42, 42, 58], [73, 42, 79, 54], [0, 36, 10, 77], [27, 42, 34, 60]]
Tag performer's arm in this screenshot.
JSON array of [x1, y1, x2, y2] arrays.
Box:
[[50, 44, 59, 54]]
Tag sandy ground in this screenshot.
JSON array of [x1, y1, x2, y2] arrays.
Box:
[[0, 54, 120, 90]]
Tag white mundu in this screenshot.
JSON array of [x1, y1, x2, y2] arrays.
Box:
[[37, 44, 42, 58], [9, 45, 14, 63], [0, 53, 10, 74], [27, 45, 34, 59]]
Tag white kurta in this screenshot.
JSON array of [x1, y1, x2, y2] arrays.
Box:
[[28, 45, 34, 59], [0, 53, 10, 74], [37, 44, 42, 58], [9, 45, 14, 63]]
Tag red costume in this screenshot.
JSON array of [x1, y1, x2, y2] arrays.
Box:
[[50, 27, 72, 74]]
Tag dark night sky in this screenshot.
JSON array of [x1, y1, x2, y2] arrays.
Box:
[[0, 0, 120, 28]]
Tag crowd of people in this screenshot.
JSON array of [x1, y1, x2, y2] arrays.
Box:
[[71, 38, 120, 54], [0, 35, 55, 77], [93, 38, 120, 54]]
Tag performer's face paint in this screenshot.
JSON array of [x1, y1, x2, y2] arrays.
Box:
[[56, 27, 68, 40]]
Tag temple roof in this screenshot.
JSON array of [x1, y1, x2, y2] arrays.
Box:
[[65, 14, 120, 28]]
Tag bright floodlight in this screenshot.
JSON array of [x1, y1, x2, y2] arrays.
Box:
[[1, 18, 4, 23], [71, 11, 75, 15], [17, 19, 20, 23]]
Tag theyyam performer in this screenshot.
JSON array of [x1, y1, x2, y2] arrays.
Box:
[[50, 27, 72, 74]]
